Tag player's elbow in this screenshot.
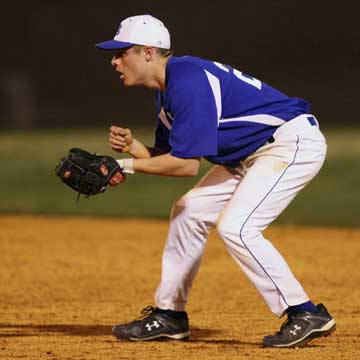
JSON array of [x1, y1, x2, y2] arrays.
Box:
[[183, 168, 199, 177], [182, 158, 200, 177], [166, 155, 201, 177]]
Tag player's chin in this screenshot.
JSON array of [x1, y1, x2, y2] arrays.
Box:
[[122, 77, 134, 87], [122, 81, 134, 87], [122, 77, 143, 88]]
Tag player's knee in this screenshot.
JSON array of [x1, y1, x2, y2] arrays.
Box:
[[171, 195, 194, 220], [216, 217, 237, 242], [171, 196, 186, 219], [170, 193, 205, 221], [216, 216, 260, 245]]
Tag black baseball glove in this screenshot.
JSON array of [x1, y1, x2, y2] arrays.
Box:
[[55, 148, 125, 199]]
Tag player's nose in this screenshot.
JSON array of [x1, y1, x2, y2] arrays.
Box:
[[111, 56, 120, 68]]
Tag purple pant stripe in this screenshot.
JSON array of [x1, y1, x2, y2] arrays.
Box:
[[238, 136, 300, 307]]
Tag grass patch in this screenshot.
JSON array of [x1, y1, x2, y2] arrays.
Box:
[[0, 127, 359, 226]]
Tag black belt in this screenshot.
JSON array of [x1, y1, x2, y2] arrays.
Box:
[[307, 116, 318, 126]]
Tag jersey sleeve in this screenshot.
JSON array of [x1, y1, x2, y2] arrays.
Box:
[[166, 63, 219, 158]]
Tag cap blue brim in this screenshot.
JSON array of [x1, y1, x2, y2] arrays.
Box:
[[95, 40, 135, 50]]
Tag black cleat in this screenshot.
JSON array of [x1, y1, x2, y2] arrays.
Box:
[[263, 303, 336, 348], [112, 306, 191, 341]]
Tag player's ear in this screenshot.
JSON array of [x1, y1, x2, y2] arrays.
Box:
[[144, 46, 154, 62]]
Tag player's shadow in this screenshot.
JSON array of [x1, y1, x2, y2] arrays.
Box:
[[0, 324, 325, 348], [188, 328, 325, 348], [189, 328, 260, 347], [0, 323, 111, 337]]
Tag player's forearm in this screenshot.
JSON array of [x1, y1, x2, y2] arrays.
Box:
[[133, 153, 200, 177]]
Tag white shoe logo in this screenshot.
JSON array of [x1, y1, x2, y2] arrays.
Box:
[[145, 320, 160, 332], [289, 324, 302, 336]]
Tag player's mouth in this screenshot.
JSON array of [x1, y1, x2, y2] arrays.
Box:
[[115, 68, 124, 80]]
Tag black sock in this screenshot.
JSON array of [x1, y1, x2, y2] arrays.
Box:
[[156, 308, 188, 319]]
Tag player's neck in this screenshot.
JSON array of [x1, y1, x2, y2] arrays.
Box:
[[144, 55, 171, 92]]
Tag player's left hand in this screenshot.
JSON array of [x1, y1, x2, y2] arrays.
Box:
[[55, 147, 126, 199]]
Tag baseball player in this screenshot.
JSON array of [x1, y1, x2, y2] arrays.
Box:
[[95, 14, 336, 347]]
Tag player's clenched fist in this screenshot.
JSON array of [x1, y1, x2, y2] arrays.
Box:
[[109, 126, 133, 153]]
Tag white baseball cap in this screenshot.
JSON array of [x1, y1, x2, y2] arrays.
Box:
[[95, 14, 171, 50]]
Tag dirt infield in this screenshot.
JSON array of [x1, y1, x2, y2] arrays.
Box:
[[0, 215, 359, 360]]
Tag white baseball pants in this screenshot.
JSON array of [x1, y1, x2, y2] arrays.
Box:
[[155, 114, 327, 317]]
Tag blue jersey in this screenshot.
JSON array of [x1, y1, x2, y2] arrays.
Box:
[[154, 56, 310, 167]]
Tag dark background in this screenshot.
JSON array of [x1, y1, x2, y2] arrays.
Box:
[[1, 0, 358, 129]]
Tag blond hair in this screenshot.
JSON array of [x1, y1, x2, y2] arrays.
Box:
[[133, 45, 173, 58]]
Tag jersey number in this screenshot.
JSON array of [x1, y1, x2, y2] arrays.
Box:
[[213, 61, 262, 90]]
